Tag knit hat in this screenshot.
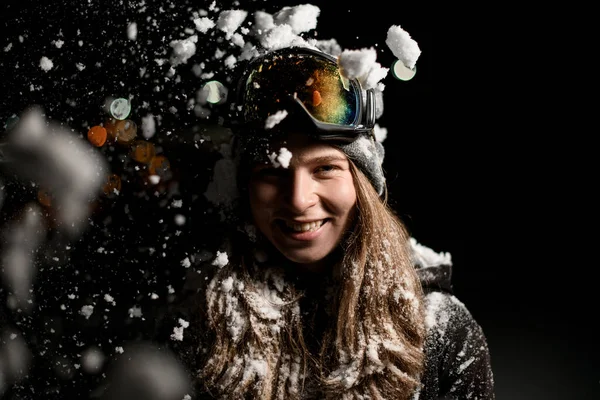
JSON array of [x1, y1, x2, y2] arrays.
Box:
[[336, 133, 386, 196]]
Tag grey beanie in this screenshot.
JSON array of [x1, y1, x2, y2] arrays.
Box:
[[336, 132, 386, 196]]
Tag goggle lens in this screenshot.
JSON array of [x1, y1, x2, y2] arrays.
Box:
[[240, 51, 362, 127]]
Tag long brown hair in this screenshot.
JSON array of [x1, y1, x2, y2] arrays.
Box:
[[197, 160, 426, 399]]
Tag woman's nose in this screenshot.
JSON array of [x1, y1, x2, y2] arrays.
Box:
[[285, 170, 317, 212]]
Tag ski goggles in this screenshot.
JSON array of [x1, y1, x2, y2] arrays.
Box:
[[230, 47, 376, 143]]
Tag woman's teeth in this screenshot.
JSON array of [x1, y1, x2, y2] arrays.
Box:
[[285, 220, 325, 232]]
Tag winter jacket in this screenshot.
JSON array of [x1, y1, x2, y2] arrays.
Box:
[[159, 238, 496, 400], [411, 238, 496, 399]]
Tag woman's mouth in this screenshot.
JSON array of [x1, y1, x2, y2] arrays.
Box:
[[276, 219, 329, 240], [284, 219, 325, 232]]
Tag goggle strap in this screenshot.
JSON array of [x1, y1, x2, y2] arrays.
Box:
[[365, 89, 376, 128]]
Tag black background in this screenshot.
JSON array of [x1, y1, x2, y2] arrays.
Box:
[[0, 0, 596, 399]]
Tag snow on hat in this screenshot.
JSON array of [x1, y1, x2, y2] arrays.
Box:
[[336, 133, 386, 196], [203, 5, 422, 206]]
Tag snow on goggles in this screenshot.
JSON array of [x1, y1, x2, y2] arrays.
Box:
[[231, 47, 376, 142]]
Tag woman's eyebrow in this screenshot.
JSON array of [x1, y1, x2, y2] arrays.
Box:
[[299, 154, 348, 164]]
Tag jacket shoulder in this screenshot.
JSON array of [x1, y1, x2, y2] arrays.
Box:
[[410, 237, 454, 293], [420, 291, 496, 399]]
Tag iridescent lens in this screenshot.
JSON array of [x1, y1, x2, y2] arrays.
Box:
[[242, 52, 359, 127]]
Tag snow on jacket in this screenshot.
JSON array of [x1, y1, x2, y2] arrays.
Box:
[[411, 238, 495, 399], [157, 238, 496, 399]]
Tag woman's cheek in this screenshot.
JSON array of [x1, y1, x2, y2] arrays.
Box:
[[325, 178, 357, 209]]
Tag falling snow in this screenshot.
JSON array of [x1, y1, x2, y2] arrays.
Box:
[[0, 1, 444, 399]]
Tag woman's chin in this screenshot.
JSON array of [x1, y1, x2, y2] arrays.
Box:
[[278, 250, 333, 273]]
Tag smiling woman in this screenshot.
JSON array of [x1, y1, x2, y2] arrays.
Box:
[[159, 45, 496, 400], [248, 133, 357, 271], [0, 0, 507, 398]]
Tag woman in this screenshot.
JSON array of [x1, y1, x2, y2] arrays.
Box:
[[163, 47, 495, 400]]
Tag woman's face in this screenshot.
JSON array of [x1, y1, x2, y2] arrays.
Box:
[[248, 133, 357, 271]]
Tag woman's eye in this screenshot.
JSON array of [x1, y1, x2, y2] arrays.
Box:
[[315, 165, 337, 174]]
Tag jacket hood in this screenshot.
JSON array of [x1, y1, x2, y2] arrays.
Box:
[[410, 237, 454, 294]]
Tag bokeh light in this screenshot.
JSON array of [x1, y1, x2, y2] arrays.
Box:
[[109, 98, 132, 120], [199, 80, 228, 105], [392, 59, 417, 81]]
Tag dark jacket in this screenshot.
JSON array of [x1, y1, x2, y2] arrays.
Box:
[[159, 239, 495, 400], [411, 238, 495, 399]]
